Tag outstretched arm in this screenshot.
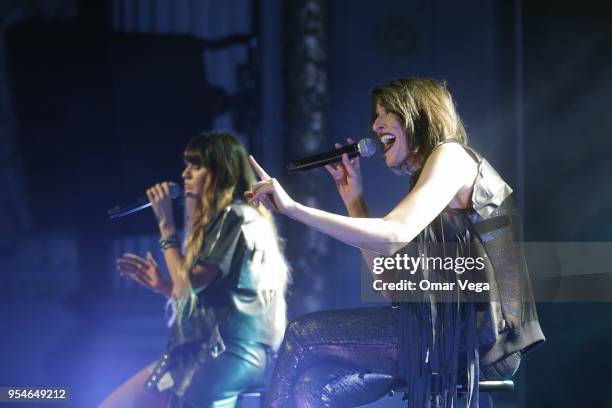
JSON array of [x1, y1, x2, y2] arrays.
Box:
[[247, 143, 474, 255]]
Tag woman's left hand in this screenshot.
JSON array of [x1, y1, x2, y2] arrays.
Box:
[[245, 156, 296, 215], [117, 252, 172, 298]]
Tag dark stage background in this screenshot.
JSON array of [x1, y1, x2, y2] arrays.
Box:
[[0, 0, 611, 407]]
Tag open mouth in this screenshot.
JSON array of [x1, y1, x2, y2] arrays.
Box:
[[380, 134, 396, 153]]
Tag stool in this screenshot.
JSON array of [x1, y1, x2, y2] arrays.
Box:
[[446, 380, 515, 408], [460, 380, 515, 393], [239, 380, 514, 407], [236, 386, 267, 408], [391, 380, 514, 408]]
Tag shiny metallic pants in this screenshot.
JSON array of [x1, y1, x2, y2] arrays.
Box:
[[264, 307, 520, 408], [165, 340, 268, 408]]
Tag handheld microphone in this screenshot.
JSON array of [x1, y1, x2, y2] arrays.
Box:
[[286, 138, 377, 173], [108, 182, 182, 219]]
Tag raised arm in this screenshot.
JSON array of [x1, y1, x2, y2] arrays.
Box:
[[147, 182, 186, 297], [324, 139, 377, 272], [115, 182, 184, 299]]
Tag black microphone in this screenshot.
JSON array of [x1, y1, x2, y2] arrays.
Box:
[[108, 182, 182, 219], [286, 138, 377, 173]]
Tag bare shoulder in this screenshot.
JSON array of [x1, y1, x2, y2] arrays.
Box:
[[420, 142, 477, 183], [429, 142, 473, 163]]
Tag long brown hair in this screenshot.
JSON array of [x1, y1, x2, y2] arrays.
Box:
[[171, 132, 290, 332], [180, 131, 256, 284], [371, 77, 467, 164]]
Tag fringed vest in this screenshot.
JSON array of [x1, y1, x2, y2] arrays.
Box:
[[398, 142, 545, 407]]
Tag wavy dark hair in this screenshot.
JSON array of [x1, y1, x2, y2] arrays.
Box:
[[371, 77, 468, 170]]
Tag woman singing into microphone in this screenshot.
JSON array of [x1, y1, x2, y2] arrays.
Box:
[[99, 132, 290, 408], [246, 77, 544, 407]]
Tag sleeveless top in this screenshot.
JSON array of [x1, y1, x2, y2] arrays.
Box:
[[397, 141, 545, 408]]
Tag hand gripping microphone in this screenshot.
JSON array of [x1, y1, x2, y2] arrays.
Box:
[[108, 182, 182, 219], [286, 138, 377, 173]]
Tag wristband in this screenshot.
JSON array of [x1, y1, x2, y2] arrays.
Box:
[[159, 233, 181, 250]]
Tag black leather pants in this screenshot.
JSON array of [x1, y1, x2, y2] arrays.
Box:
[[264, 307, 401, 408], [264, 306, 521, 408]]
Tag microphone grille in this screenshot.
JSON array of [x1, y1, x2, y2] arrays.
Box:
[[168, 182, 182, 199], [358, 138, 377, 157]]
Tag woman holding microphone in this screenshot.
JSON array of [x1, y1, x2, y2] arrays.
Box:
[[99, 132, 290, 408], [247, 77, 544, 407]]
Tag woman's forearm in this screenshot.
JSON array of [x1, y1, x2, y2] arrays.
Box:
[[157, 279, 174, 299], [159, 224, 187, 297], [344, 197, 392, 294], [161, 247, 186, 295], [345, 196, 369, 219], [287, 201, 402, 254]]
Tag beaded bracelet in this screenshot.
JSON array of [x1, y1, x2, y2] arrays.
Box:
[[159, 233, 181, 250]]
